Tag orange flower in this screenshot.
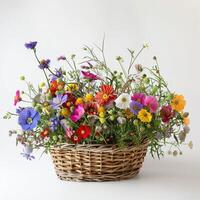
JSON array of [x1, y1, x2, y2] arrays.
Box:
[[184, 117, 190, 125], [49, 80, 65, 95], [171, 95, 186, 112], [96, 85, 116, 105]]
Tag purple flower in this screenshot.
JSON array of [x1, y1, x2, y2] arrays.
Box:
[[49, 68, 63, 81], [38, 59, 50, 69], [25, 41, 37, 49], [130, 100, 143, 115], [131, 93, 146, 105], [21, 145, 35, 160], [18, 108, 40, 131], [50, 94, 68, 109], [57, 56, 66, 61], [50, 117, 59, 131]]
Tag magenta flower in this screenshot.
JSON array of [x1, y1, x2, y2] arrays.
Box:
[[81, 71, 101, 80], [160, 105, 174, 123], [14, 90, 21, 106], [131, 93, 146, 105], [144, 96, 159, 113], [70, 105, 85, 122]]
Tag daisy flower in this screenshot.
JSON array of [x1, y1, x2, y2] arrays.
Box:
[[96, 85, 116, 105], [130, 100, 143, 115], [115, 93, 131, 109]]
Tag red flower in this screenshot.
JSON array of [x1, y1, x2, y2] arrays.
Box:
[[14, 90, 21, 106], [160, 105, 174, 123], [70, 133, 82, 144], [95, 85, 117, 105], [49, 80, 65, 95], [84, 102, 98, 115], [76, 125, 91, 139], [63, 93, 76, 109], [40, 128, 49, 138]]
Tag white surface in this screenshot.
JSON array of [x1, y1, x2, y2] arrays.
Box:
[[0, 0, 200, 199]]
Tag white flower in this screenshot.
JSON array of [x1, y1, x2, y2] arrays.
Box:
[[115, 93, 131, 109], [117, 117, 126, 124]]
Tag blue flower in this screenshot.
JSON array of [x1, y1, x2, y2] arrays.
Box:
[[49, 68, 63, 81], [38, 59, 50, 69], [25, 41, 37, 49], [130, 100, 143, 115], [18, 108, 40, 131], [50, 117, 59, 131], [50, 94, 68, 109], [21, 145, 35, 160]]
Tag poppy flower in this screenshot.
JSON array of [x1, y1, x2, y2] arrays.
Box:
[[70, 132, 82, 144], [96, 85, 117, 105], [40, 128, 49, 138], [14, 90, 21, 106], [18, 108, 40, 131], [76, 125, 91, 139]]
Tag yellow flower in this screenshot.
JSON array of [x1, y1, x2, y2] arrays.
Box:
[[85, 93, 94, 102], [75, 98, 84, 105], [99, 117, 106, 124], [98, 106, 105, 113], [137, 109, 152, 123], [65, 83, 78, 92], [99, 112, 105, 118], [171, 95, 186, 112], [60, 108, 70, 117]]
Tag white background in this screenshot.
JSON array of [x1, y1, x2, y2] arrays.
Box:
[[0, 0, 200, 199]]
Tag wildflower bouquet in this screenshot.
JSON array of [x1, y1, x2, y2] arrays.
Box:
[[5, 40, 191, 164]]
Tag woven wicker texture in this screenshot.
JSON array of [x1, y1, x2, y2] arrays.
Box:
[[50, 140, 148, 182]]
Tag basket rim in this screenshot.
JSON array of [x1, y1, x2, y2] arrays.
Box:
[[50, 139, 148, 152]]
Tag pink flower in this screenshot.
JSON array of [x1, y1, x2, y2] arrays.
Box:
[[81, 71, 101, 80], [131, 93, 146, 105], [144, 96, 159, 113], [70, 105, 85, 122], [66, 127, 74, 138], [14, 90, 21, 106]]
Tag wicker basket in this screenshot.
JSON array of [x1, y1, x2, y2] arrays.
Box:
[[50, 139, 148, 182]]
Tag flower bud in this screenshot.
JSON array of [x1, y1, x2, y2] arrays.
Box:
[[20, 76, 25, 81]]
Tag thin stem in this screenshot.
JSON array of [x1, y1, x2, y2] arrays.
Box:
[[128, 46, 145, 75]]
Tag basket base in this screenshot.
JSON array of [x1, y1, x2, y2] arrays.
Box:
[[54, 168, 141, 182]]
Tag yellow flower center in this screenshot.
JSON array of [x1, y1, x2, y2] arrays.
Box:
[[102, 94, 108, 100], [81, 130, 85, 134]]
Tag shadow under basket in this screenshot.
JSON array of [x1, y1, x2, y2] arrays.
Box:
[[50, 139, 148, 182]]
